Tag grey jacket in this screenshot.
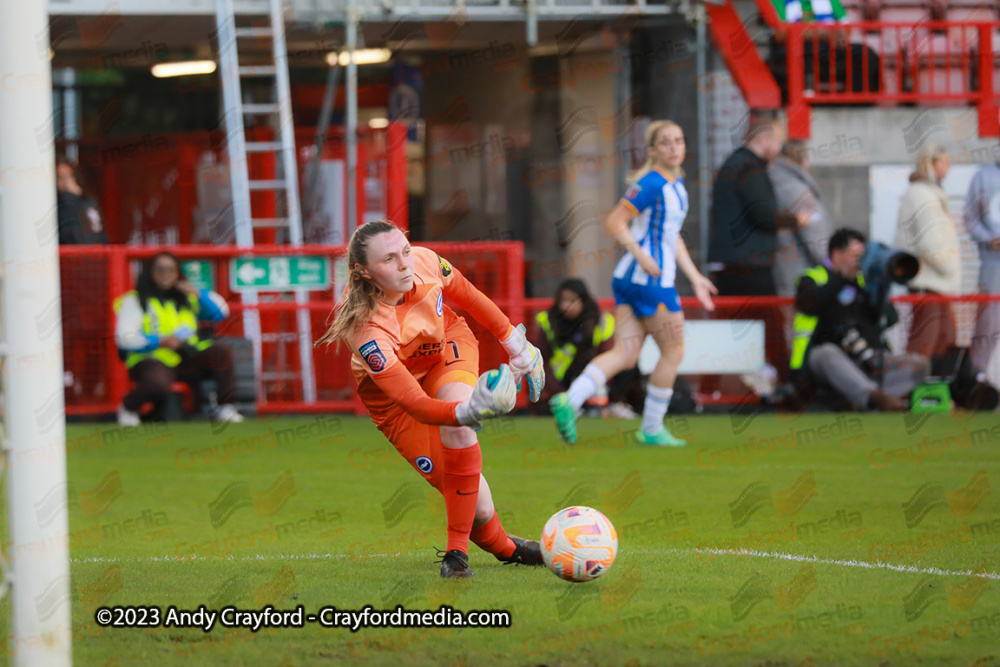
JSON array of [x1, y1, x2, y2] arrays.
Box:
[[768, 157, 835, 296], [963, 162, 1000, 255]]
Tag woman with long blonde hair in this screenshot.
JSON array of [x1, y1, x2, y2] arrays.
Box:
[[550, 120, 717, 446], [317, 220, 545, 578]]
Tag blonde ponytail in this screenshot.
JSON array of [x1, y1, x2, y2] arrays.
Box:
[[626, 120, 684, 185], [315, 220, 400, 348]]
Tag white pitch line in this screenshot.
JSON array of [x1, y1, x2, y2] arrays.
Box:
[[686, 547, 1000, 580], [70, 552, 394, 564], [73, 547, 1000, 581]]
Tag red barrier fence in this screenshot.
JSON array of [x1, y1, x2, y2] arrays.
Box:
[[785, 20, 1000, 137], [526, 293, 1000, 405], [60, 242, 1000, 417], [61, 243, 523, 417]]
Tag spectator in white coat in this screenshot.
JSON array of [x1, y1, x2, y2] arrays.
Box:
[[895, 142, 961, 360]]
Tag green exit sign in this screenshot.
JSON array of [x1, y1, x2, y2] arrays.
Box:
[[181, 260, 214, 292], [230, 256, 331, 291]]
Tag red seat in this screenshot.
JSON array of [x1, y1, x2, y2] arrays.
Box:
[[880, 6, 933, 22], [839, 0, 868, 20], [944, 0, 999, 22], [876, 0, 935, 21], [170, 382, 195, 412], [137, 382, 194, 416], [847, 0, 883, 20]]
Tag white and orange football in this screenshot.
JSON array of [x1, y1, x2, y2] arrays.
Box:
[[540, 506, 618, 582]]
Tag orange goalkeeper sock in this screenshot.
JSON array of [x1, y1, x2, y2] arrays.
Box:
[[471, 511, 517, 559], [441, 444, 482, 555]]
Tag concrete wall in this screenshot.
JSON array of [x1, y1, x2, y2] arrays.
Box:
[[805, 107, 1000, 239], [549, 49, 621, 300], [632, 20, 704, 294], [421, 44, 533, 243], [809, 166, 869, 234], [422, 46, 626, 301], [523, 55, 568, 299], [809, 107, 999, 167]]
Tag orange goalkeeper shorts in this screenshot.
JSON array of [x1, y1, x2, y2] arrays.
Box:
[[370, 313, 479, 490]]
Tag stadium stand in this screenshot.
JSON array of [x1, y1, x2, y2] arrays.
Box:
[[706, 0, 1000, 137]]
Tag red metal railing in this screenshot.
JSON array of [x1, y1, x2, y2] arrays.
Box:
[[785, 20, 1000, 137], [61, 242, 524, 417], [706, 0, 783, 108], [526, 293, 1000, 405], [59, 239, 1000, 417]]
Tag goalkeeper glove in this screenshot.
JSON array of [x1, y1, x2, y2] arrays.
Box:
[[500, 324, 544, 402], [455, 364, 518, 428]]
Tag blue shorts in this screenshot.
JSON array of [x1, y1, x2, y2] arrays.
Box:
[[612, 277, 682, 318]]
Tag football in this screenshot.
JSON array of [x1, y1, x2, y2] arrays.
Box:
[[540, 506, 618, 582]]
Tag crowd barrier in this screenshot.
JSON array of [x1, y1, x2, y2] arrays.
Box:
[[60, 243, 523, 417], [780, 18, 1000, 137], [59, 243, 1000, 417], [526, 293, 1000, 405]]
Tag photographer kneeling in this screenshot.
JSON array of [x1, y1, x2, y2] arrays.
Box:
[[791, 229, 928, 411]]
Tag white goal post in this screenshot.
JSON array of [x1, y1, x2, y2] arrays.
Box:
[[0, 1, 73, 665]]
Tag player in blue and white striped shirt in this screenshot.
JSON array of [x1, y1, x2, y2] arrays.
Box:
[[550, 121, 717, 446]]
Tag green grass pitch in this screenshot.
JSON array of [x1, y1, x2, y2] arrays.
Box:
[[3, 411, 999, 666]]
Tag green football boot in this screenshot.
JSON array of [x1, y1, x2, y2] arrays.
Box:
[[549, 392, 578, 444], [636, 427, 687, 447]]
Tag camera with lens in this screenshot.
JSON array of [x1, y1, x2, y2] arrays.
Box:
[[839, 327, 883, 374], [832, 242, 917, 375]]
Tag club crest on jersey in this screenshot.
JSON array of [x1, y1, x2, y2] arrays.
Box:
[[359, 339, 387, 372], [436, 291, 443, 317], [438, 256, 453, 278], [625, 184, 641, 200], [415, 456, 434, 473]]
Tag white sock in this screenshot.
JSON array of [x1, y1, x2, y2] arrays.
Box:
[[642, 384, 673, 434], [567, 364, 607, 411]]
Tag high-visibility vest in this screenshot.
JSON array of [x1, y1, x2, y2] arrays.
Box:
[[789, 265, 864, 370], [114, 291, 211, 368], [535, 310, 615, 381]]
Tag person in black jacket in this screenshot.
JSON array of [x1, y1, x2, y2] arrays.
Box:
[[530, 278, 645, 417], [56, 157, 109, 403], [56, 157, 108, 245], [708, 114, 812, 382], [793, 229, 929, 411], [532, 279, 615, 399], [709, 115, 812, 296]]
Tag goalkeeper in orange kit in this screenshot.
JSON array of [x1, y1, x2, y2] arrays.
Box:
[[317, 220, 545, 578]]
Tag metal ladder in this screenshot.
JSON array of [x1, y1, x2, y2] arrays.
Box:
[[215, 0, 318, 405]]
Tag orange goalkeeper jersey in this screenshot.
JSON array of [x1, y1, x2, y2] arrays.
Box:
[[347, 246, 513, 427]]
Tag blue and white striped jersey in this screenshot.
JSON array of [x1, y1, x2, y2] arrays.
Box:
[[612, 169, 689, 288]]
